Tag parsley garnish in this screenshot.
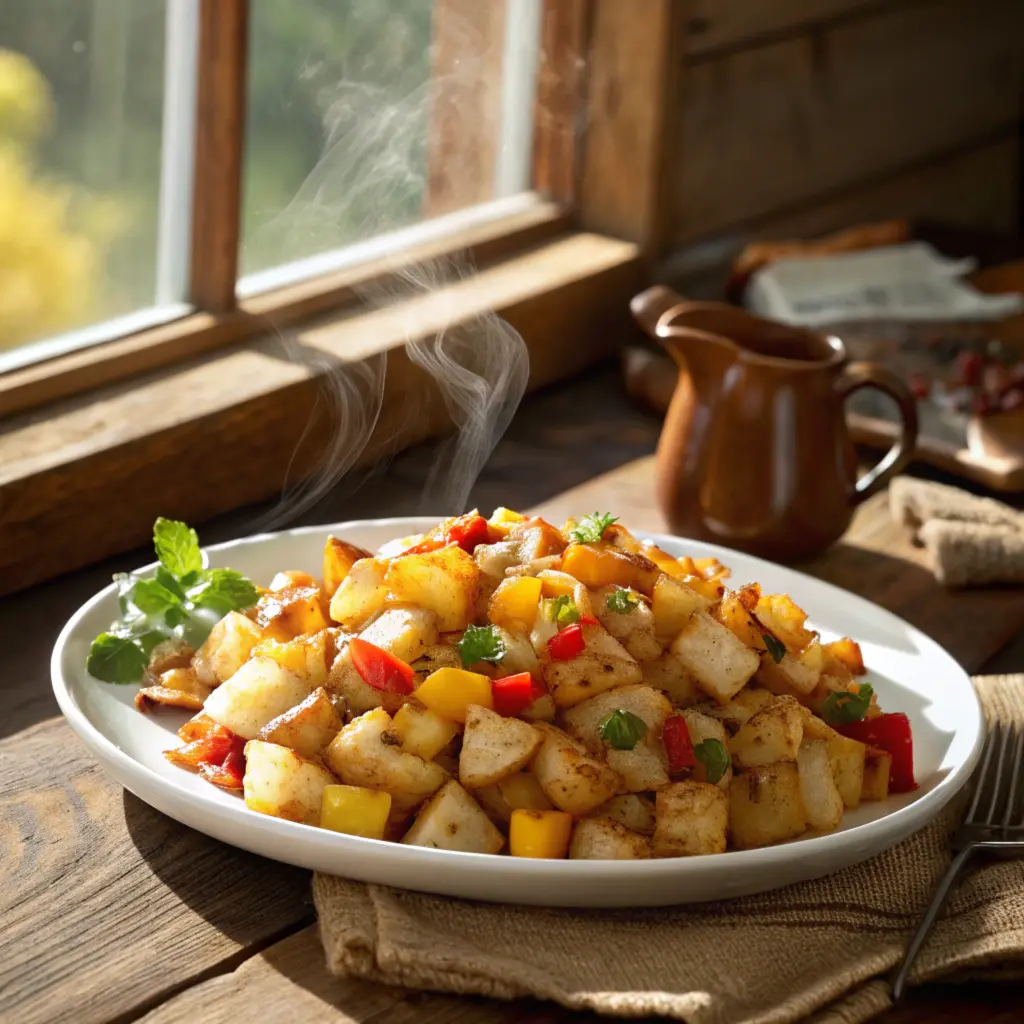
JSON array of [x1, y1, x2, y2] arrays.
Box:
[[569, 512, 618, 545], [821, 683, 874, 725], [598, 709, 648, 750], [606, 587, 639, 614], [457, 624, 506, 667], [86, 519, 259, 684], [542, 595, 580, 629], [762, 633, 786, 663], [694, 739, 730, 784]]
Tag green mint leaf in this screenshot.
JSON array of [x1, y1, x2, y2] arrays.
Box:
[[569, 512, 619, 545], [130, 577, 185, 619], [821, 683, 874, 725], [694, 738, 730, 784], [606, 587, 639, 614], [598, 709, 648, 751], [188, 569, 260, 615], [542, 595, 580, 629], [153, 517, 203, 577], [457, 624, 506, 667], [154, 565, 187, 601], [86, 632, 150, 684], [762, 633, 786, 663]]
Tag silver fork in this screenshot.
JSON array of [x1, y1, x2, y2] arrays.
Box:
[[890, 721, 1024, 1003]]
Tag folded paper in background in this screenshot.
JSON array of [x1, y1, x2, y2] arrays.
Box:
[[315, 677, 1024, 1024]]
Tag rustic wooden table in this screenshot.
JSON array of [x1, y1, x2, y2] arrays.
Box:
[[3, 367, 1023, 1024]]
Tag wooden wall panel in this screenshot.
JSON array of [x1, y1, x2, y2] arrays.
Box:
[[670, 0, 1022, 246]]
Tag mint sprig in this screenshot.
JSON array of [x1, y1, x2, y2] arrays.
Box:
[[569, 512, 618, 545]]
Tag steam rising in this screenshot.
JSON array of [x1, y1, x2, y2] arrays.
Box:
[[247, 3, 530, 530]]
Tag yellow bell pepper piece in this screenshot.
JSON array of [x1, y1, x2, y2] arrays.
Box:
[[321, 785, 392, 840], [539, 575, 575, 599], [509, 808, 573, 858], [415, 667, 493, 723], [560, 543, 635, 589], [488, 576, 543, 632]]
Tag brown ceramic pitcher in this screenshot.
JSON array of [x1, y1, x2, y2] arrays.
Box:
[[631, 285, 919, 560]]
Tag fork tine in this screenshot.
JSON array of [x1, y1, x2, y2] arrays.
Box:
[[983, 723, 1012, 826], [965, 722, 1000, 824], [1002, 725, 1023, 833]]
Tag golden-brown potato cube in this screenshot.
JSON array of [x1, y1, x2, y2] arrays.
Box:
[[325, 707, 448, 816], [569, 817, 651, 860], [753, 593, 817, 653], [587, 793, 656, 835], [487, 575, 543, 634], [498, 771, 553, 812], [823, 637, 866, 676], [797, 738, 844, 832], [755, 644, 822, 697], [323, 536, 372, 598], [594, 587, 663, 662], [269, 570, 318, 592], [651, 575, 710, 642], [487, 627, 541, 680], [509, 517, 569, 562], [257, 686, 343, 758], [203, 657, 316, 739], [561, 684, 672, 792], [329, 557, 388, 630], [670, 611, 760, 704], [729, 696, 804, 769], [251, 629, 330, 689], [680, 708, 732, 790], [242, 740, 336, 826], [641, 652, 702, 708], [653, 781, 728, 856], [357, 606, 439, 666], [257, 585, 329, 642], [715, 592, 766, 651], [384, 546, 480, 632], [861, 748, 892, 801], [729, 763, 807, 849], [392, 702, 460, 760], [695, 687, 775, 732], [519, 691, 557, 722], [135, 667, 212, 713], [326, 645, 412, 718], [401, 780, 505, 854], [828, 732, 868, 809], [145, 638, 195, 684], [459, 704, 543, 789], [530, 722, 622, 815], [542, 624, 642, 708], [192, 611, 262, 688], [408, 643, 462, 684]]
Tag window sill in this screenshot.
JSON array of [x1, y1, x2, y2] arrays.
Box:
[[0, 230, 643, 594]]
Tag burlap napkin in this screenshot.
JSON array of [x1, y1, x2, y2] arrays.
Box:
[[889, 478, 1024, 586], [315, 675, 1024, 1024]]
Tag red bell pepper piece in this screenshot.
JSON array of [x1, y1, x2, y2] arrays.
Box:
[[166, 719, 246, 790], [445, 514, 491, 553], [836, 712, 917, 793], [663, 715, 696, 774], [348, 637, 415, 694], [492, 672, 543, 717], [199, 743, 246, 790], [548, 623, 585, 660]]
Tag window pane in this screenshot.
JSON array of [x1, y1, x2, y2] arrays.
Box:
[[240, 0, 541, 282], [0, 0, 182, 366]]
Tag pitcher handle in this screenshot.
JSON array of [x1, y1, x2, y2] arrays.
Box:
[[836, 362, 919, 505]]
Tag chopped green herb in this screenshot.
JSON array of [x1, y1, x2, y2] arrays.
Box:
[[694, 738, 730, 784], [87, 630, 158, 684], [598, 709, 648, 750], [153, 518, 203, 577], [821, 683, 874, 725], [542, 595, 580, 629], [569, 512, 619, 545], [762, 633, 786, 663], [187, 569, 261, 616], [605, 587, 639, 614], [457, 624, 506, 667]]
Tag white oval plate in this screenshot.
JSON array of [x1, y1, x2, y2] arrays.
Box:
[[53, 517, 983, 907]]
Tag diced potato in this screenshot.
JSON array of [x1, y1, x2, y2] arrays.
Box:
[[497, 771, 552, 812], [756, 646, 821, 697], [488, 506, 526, 537], [729, 696, 805, 769], [797, 738, 844, 832], [653, 781, 728, 856], [251, 629, 330, 689], [639, 542, 689, 580], [829, 732, 868, 809], [269, 570, 318, 591], [144, 638, 195, 684], [562, 684, 672, 792], [680, 708, 732, 790], [520, 691, 557, 722], [401, 780, 505, 854], [258, 686, 343, 758], [587, 793, 656, 835], [325, 708, 448, 816], [135, 667, 211, 713], [509, 808, 573, 858], [329, 557, 388, 630], [715, 592, 766, 651], [508, 517, 567, 562], [242, 740, 335, 826], [473, 782, 514, 825], [459, 704, 542, 789], [642, 651, 701, 707], [203, 657, 316, 739], [570, 817, 651, 860], [414, 667, 493, 723], [488, 576, 543, 633], [392, 702, 460, 760], [326, 646, 412, 718], [729, 763, 807, 849], [487, 627, 541, 680], [474, 540, 522, 584], [357, 606, 439, 666], [323, 536, 372, 598], [824, 637, 866, 676], [192, 611, 262, 688], [408, 643, 462, 683], [257, 585, 329, 642], [385, 546, 480, 632], [543, 624, 642, 708], [696, 687, 775, 732], [321, 784, 391, 839], [651, 575, 710, 642], [530, 722, 622, 815], [594, 587, 663, 661], [861, 747, 892, 801], [560, 544, 661, 594], [753, 593, 816, 653], [671, 611, 760, 704]]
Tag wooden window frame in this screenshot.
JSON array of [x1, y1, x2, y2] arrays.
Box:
[[0, 0, 682, 595]]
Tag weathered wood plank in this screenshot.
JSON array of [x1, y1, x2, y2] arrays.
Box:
[[671, 0, 1022, 244], [0, 719, 314, 1024]]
